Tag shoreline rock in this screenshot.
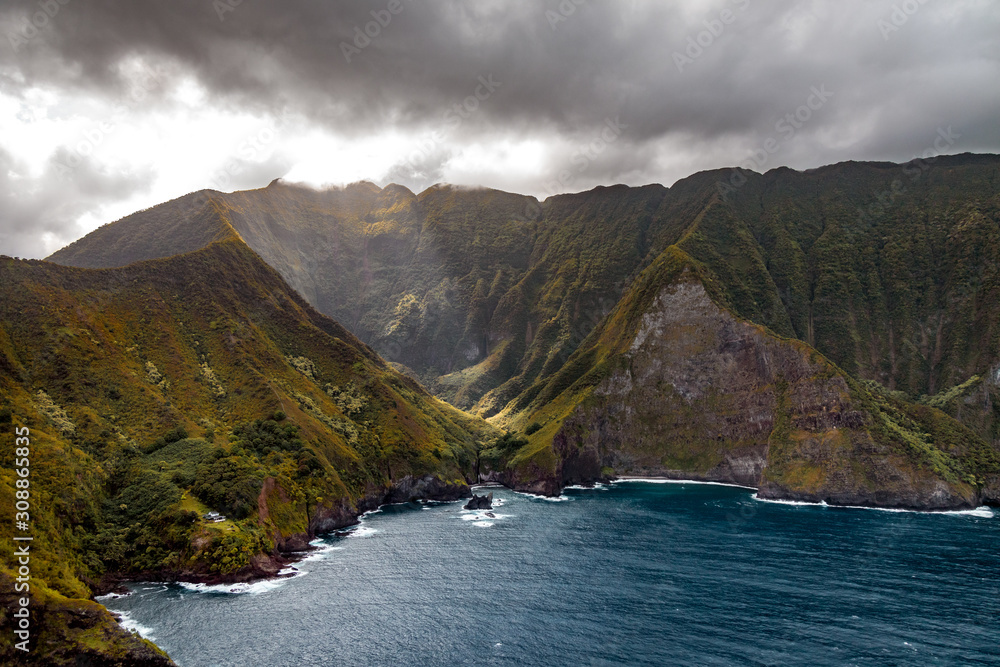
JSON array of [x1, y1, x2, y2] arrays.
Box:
[[464, 492, 493, 510]]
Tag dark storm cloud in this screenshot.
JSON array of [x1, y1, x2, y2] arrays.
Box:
[[0, 0, 998, 257], [4, 0, 997, 147]]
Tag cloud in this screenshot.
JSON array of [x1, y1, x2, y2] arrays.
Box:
[[0, 147, 155, 258], [0, 0, 998, 256]]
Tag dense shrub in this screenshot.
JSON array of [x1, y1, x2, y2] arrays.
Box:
[[192, 455, 264, 519], [144, 425, 189, 454], [232, 418, 304, 456]]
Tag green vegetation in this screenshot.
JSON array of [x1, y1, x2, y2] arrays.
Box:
[[46, 156, 1000, 449], [0, 238, 495, 664], [24, 153, 1000, 661]]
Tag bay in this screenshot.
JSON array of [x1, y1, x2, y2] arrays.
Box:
[[102, 482, 1000, 666]]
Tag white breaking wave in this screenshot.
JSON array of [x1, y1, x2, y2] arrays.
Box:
[[300, 543, 344, 563], [611, 477, 757, 490], [459, 511, 511, 521], [564, 483, 609, 491], [344, 525, 378, 538], [752, 495, 829, 508], [178, 575, 297, 595], [472, 521, 494, 527], [513, 490, 571, 502], [942, 506, 995, 518], [752, 494, 995, 517], [114, 610, 157, 641], [95, 591, 132, 601]]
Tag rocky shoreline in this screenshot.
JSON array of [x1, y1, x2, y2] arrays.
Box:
[[94, 467, 1000, 603], [94, 474, 476, 598], [499, 467, 1000, 514]]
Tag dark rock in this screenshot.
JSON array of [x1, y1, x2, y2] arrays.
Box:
[[464, 492, 493, 510]]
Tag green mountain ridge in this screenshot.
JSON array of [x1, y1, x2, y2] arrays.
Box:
[[1, 238, 494, 664], [48, 153, 1000, 447], [490, 244, 999, 508], [12, 152, 1000, 663]]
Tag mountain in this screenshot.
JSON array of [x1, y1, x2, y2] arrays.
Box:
[[47, 156, 1000, 448], [489, 244, 999, 508], [17, 152, 1000, 661], [0, 238, 493, 664]]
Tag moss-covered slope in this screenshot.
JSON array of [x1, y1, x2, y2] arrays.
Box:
[[46, 156, 1000, 449], [491, 245, 999, 510], [1, 238, 494, 664]]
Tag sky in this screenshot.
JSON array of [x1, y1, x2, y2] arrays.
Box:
[[0, 0, 998, 259]]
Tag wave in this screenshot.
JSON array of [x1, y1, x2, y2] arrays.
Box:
[[344, 525, 378, 538], [177, 574, 301, 596], [752, 494, 995, 517], [564, 483, 609, 491], [300, 543, 344, 563], [472, 521, 494, 527], [611, 477, 756, 490], [751, 495, 828, 507], [459, 511, 511, 521], [513, 490, 571, 502], [95, 591, 132, 601], [114, 610, 157, 641]]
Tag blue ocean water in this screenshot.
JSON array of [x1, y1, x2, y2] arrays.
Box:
[[102, 482, 1000, 666]]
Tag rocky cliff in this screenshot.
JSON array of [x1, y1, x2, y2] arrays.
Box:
[[47, 156, 1000, 450], [496, 248, 996, 510]]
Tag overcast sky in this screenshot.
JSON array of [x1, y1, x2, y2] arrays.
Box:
[[0, 0, 998, 258]]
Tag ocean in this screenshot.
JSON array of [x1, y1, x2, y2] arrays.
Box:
[[101, 481, 1000, 666]]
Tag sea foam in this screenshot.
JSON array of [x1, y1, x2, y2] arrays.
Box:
[[752, 493, 995, 517], [513, 490, 571, 502], [611, 477, 756, 490], [178, 575, 299, 596], [114, 610, 157, 641]]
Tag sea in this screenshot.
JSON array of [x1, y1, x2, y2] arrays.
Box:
[[100, 481, 1000, 666]]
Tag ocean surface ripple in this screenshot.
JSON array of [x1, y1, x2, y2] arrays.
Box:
[[103, 483, 1000, 666]]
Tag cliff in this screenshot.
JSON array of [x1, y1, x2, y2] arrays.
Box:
[[494, 247, 997, 510]]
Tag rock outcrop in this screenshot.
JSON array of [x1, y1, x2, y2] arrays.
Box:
[[464, 492, 493, 509]]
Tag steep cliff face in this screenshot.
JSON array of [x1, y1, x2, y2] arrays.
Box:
[[500, 248, 996, 510], [41, 155, 1000, 505], [46, 156, 1000, 444]]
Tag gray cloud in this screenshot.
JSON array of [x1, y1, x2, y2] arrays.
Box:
[[0, 147, 154, 258], [1, 0, 998, 256]]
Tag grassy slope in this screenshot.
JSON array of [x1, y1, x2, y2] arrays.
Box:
[[45, 156, 1000, 445], [0, 239, 494, 663], [41, 155, 1000, 484], [494, 238, 999, 506]]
